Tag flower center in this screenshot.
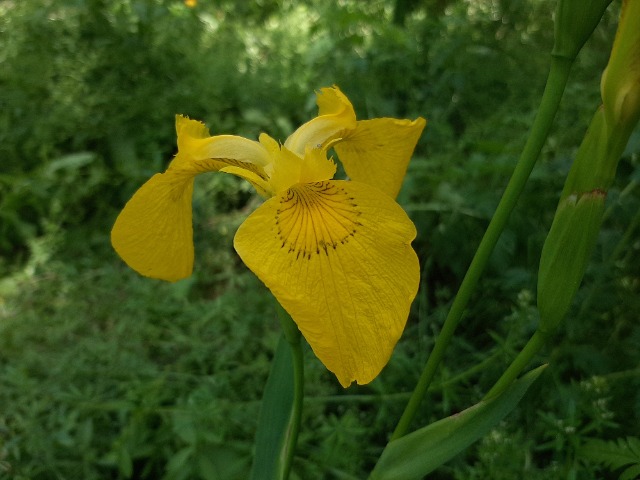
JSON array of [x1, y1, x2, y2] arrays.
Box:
[[275, 181, 362, 260]]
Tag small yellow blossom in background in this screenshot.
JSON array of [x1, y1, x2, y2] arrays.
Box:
[[184, 0, 197, 8], [111, 86, 425, 387]]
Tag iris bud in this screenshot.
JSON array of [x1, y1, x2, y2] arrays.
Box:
[[538, 1, 640, 331], [600, 0, 640, 132], [553, 0, 612, 60], [537, 190, 606, 332]]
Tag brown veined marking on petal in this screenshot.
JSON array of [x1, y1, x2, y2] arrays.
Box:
[[174, 158, 269, 180], [164, 157, 270, 201], [275, 181, 362, 260]]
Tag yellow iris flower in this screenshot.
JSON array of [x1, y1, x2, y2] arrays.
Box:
[[111, 86, 425, 387]]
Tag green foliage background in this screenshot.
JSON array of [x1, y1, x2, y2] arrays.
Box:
[[0, 0, 638, 478]]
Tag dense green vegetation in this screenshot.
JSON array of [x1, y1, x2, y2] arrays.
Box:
[[1, 0, 638, 478]]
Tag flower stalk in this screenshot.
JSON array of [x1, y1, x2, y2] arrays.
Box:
[[390, 0, 613, 440], [538, 0, 640, 334], [489, 0, 640, 400], [276, 304, 304, 480], [390, 53, 574, 440]]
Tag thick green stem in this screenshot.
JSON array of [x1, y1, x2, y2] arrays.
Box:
[[390, 55, 574, 440], [483, 329, 550, 400], [276, 305, 304, 480], [284, 340, 304, 480]]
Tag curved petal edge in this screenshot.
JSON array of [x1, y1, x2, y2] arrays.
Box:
[[334, 117, 426, 199], [111, 171, 195, 282]]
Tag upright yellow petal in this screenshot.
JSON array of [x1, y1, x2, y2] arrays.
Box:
[[300, 146, 337, 184], [266, 143, 337, 195], [172, 115, 272, 176], [234, 180, 420, 387], [111, 170, 194, 282], [334, 117, 426, 199], [176, 114, 210, 145], [284, 87, 357, 157], [264, 145, 307, 195]]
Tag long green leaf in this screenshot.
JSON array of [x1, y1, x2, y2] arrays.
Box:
[[370, 365, 547, 480], [250, 335, 295, 480]]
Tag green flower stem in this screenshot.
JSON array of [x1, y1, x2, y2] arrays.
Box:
[[390, 55, 574, 441], [276, 305, 304, 480], [483, 329, 550, 400], [310, 348, 502, 405]]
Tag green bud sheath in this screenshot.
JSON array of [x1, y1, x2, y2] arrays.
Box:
[[601, 0, 640, 131], [537, 190, 606, 332], [553, 0, 613, 60], [560, 107, 621, 200], [538, 2, 640, 332], [537, 108, 630, 333]]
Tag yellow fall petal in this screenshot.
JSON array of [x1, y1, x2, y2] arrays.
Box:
[[112, 115, 274, 282], [234, 180, 420, 387], [111, 170, 194, 282], [284, 87, 357, 157], [334, 117, 426, 199]]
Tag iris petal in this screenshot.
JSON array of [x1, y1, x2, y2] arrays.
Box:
[[172, 115, 271, 174], [112, 116, 274, 281], [266, 144, 337, 195], [234, 180, 420, 387], [219, 166, 271, 198], [111, 171, 195, 281], [334, 117, 426, 199], [284, 87, 357, 157]]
